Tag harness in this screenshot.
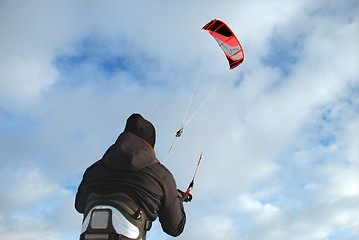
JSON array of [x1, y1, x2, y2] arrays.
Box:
[[80, 193, 152, 240]]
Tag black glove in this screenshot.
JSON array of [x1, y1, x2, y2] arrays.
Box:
[[177, 189, 192, 203]]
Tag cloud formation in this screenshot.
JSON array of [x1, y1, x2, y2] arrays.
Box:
[[1, 0, 358, 239]]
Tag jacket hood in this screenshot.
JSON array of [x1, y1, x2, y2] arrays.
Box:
[[102, 132, 158, 171], [102, 114, 158, 171], [124, 113, 156, 148]]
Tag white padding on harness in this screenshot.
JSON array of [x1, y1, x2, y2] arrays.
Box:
[[81, 205, 140, 239]]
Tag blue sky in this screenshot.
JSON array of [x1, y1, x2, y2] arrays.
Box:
[[1, 0, 359, 239]]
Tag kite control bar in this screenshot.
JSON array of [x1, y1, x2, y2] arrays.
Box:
[[182, 152, 203, 202], [176, 124, 184, 137], [177, 181, 193, 203], [162, 124, 184, 164], [178, 187, 192, 203], [176, 128, 183, 137], [185, 180, 194, 202]]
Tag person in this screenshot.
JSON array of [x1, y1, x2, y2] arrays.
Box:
[[75, 113, 190, 240]]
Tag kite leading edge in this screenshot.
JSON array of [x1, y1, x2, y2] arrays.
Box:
[[202, 19, 244, 69]]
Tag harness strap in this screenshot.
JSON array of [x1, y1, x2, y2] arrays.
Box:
[[81, 193, 152, 240]]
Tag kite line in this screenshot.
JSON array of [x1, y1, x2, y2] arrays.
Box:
[[185, 113, 216, 198], [162, 44, 210, 164], [163, 19, 244, 164], [162, 19, 245, 198]]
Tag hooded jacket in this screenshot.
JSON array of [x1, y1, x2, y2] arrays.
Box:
[[75, 114, 186, 237]]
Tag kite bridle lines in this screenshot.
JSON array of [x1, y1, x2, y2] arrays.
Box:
[[162, 71, 228, 164], [162, 19, 244, 198], [162, 43, 210, 164]]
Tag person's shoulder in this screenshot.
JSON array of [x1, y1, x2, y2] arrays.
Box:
[[84, 159, 105, 173], [148, 162, 171, 172], [143, 162, 174, 180]]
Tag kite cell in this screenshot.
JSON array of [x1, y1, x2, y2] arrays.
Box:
[[202, 19, 244, 69]]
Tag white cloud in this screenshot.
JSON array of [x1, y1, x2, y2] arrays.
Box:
[[0, 164, 82, 240], [1, 0, 358, 239], [234, 194, 281, 223], [346, 119, 359, 165], [0, 56, 58, 104]]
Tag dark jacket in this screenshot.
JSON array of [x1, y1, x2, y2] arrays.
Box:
[[75, 114, 186, 237]]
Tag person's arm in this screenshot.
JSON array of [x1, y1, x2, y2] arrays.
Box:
[[158, 172, 186, 236], [75, 172, 87, 213], [74, 160, 100, 213]]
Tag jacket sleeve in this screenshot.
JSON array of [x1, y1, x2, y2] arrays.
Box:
[[75, 171, 87, 214], [74, 161, 98, 214], [75, 160, 103, 213], [158, 170, 186, 237]]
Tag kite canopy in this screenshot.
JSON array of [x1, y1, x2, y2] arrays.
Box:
[[202, 19, 244, 69]]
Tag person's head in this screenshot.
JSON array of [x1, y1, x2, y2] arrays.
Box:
[[124, 113, 156, 148]]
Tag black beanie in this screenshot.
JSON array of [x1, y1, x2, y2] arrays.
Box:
[[124, 113, 156, 148]]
